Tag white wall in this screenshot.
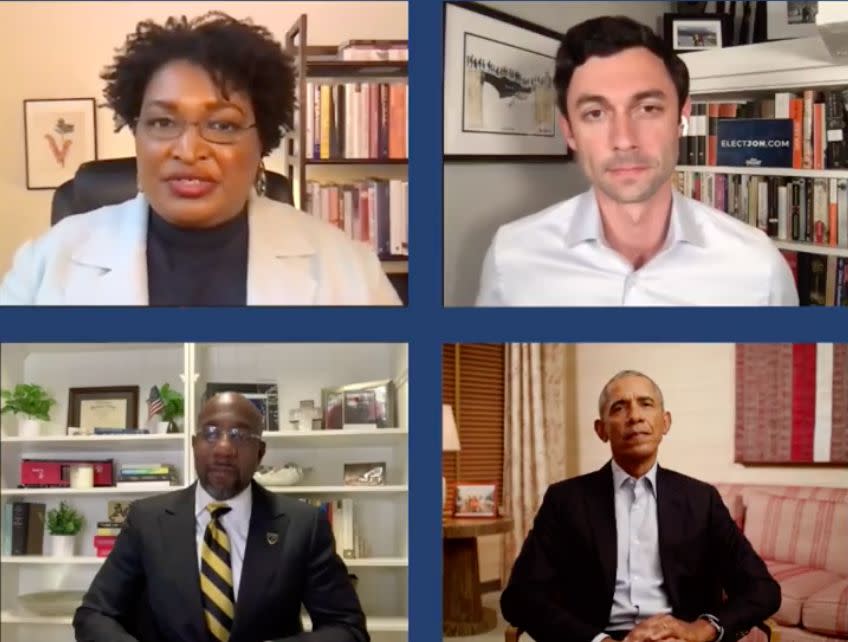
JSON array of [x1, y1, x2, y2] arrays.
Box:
[[574, 343, 848, 487], [444, 1, 671, 306], [0, 1, 407, 277]]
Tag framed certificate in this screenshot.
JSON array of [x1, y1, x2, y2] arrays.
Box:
[[67, 386, 139, 432]]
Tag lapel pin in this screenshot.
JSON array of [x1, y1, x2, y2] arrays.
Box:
[[266, 532, 279, 545]]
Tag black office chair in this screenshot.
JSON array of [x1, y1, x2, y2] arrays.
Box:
[[50, 157, 293, 225]]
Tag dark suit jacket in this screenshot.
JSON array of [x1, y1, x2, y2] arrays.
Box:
[[73, 481, 368, 642], [500, 462, 780, 642]]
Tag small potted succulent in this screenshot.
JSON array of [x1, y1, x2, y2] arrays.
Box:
[[159, 383, 184, 433], [0, 383, 56, 438], [46, 501, 84, 557]]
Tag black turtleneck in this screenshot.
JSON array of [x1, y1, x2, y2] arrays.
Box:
[[146, 207, 248, 306]]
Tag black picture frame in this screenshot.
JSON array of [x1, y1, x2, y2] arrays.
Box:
[[664, 13, 734, 54], [67, 386, 139, 432], [443, 1, 569, 162], [23, 97, 98, 190]]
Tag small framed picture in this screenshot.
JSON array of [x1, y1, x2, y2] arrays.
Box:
[[454, 482, 498, 518], [204, 382, 279, 431], [23, 97, 98, 190], [67, 386, 139, 433], [343, 462, 386, 486], [767, 1, 819, 41], [663, 13, 732, 53]]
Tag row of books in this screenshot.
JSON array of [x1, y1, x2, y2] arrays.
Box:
[[116, 463, 178, 490], [2, 501, 45, 555], [93, 520, 123, 557], [683, 88, 847, 169], [299, 498, 365, 559], [782, 252, 848, 306], [304, 81, 407, 160], [673, 171, 848, 248], [305, 179, 408, 258]]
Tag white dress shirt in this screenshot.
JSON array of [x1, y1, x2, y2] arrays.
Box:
[[476, 188, 799, 306], [195, 482, 252, 602], [590, 460, 672, 642]]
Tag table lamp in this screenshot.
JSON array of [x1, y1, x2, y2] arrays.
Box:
[[442, 404, 461, 512]]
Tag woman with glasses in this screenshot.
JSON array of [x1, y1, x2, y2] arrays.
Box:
[[0, 12, 401, 306]]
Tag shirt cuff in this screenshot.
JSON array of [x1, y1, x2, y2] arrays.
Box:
[[591, 633, 611, 642]]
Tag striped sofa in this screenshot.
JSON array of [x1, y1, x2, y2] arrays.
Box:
[[714, 483, 848, 642]]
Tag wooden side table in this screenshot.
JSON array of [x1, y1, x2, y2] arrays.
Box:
[[442, 516, 513, 637]]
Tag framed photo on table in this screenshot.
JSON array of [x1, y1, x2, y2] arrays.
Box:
[[454, 482, 498, 517], [23, 97, 97, 190], [67, 386, 139, 433], [443, 2, 567, 161]]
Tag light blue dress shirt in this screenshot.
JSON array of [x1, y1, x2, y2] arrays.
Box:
[[475, 189, 799, 306], [590, 460, 671, 642]]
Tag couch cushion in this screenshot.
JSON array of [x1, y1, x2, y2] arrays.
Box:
[[745, 494, 848, 575], [766, 561, 844, 627], [803, 577, 848, 637], [768, 625, 848, 642]]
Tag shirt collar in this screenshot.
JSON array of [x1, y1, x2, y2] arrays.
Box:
[[564, 188, 706, 250], [195, 480, 253, 525], [611, 458, 658, 497]]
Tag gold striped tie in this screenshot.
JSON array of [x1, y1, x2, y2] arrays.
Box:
[[200, 503, 235, 642]]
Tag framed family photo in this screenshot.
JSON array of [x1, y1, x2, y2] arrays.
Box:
[[443, 2, 567, 161], [454, 482, 498, 517], [663, 13, 733, 53], [23, 97, 97, 190]]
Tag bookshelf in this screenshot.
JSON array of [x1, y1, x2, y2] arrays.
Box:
[[0, 342, 409, 642], [283, 15, 409, 293], [679, 38, 848, 304]]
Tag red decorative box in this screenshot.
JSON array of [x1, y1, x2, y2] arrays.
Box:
[[20, 459, 114, 487]]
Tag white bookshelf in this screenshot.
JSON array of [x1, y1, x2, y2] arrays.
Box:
[[678, 38, 848, 272], [1, 342, 409, 642]]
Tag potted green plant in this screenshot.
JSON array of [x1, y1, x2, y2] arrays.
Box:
[[46, 501, 84, 557], [159, 383, 184, 434], [0, 383, 56, 438]]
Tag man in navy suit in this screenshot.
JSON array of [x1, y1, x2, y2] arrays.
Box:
[[74, 392, 367, 642], [501, 370, 780, 642]]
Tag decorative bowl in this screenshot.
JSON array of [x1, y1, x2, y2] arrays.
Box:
[[18, 590, 86, 616]]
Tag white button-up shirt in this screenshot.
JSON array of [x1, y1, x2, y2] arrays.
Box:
[[195, 482, 252, 602], [476, 189, 799, 306], [590, 460, 672, 642]]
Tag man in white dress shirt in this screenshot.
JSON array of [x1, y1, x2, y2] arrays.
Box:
[[501, 370, 780, 642], [476, 16, 798, 306]]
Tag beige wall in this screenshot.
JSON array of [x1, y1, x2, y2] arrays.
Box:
[[0, 1, 407, 276], [574, 343, 848, 487]]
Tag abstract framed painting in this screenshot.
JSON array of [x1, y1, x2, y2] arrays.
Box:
[[23, 97, 98, 190], [443, 2, 567, 161]]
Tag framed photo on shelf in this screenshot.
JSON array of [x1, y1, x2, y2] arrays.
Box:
[[322, 379, 396, 430], [454, 482, 498, 518], [767, 1, 819, 41], [663, 13, 733, 53], [443, 2, 567, 161], [67, 386, 139, 433], [23, 97, 97, 190], [343, 462, 386, 486], [203, 382, 279, 431]]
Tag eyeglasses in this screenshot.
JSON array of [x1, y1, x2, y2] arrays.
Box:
[[135, 115, 258, 144], [196, 425, 263, 446]]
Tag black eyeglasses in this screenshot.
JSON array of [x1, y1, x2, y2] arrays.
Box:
[[196, 425, 263, 446], [135, 115, 258, 144]]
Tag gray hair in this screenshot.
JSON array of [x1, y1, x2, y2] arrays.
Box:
[[598, 370, 664, 416]]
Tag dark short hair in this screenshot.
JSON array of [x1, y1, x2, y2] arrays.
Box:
[[554, 16, 689, 119], [101, 12, 295, 156]]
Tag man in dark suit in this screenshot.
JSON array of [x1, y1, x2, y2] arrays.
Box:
[[501, 370, 780, 642], [74, 392, 368, 642]]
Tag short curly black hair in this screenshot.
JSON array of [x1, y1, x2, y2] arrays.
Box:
[[101, 12, 295, 156]]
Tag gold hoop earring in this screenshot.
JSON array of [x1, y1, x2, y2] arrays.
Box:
[[255, 161, 267, 197]]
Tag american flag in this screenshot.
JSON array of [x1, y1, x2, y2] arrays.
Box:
[[147, 386, 164, 420]]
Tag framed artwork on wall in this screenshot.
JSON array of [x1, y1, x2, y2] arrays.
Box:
[[23, 98, 97, 190], [443, 2, 567, 161]]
